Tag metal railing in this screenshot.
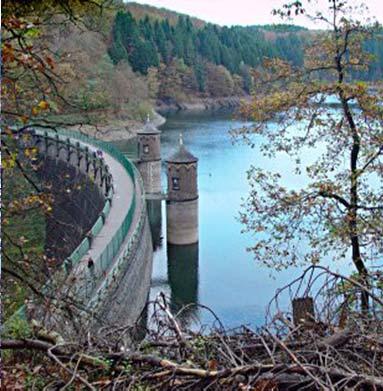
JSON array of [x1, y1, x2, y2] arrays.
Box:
[[86, 162, 147, 312], [6, 128, 143, 325]]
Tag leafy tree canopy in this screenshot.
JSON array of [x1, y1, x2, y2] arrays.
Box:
[[238, 0, 383, 310]]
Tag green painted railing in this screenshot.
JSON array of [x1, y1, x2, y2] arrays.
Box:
[[86, 162, 146, 312], [5, 128, 141, 326], [34, 129, 138, 277]]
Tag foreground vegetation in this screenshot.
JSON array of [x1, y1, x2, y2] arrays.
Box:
[[2, 267, 383, 390], [238, 0, 383, 313], [2, 146, 47, 320], [1, 0, 382, 388]]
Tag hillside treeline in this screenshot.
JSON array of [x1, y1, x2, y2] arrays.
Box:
[[48, 5, 383, 124], [108, 10, 383, 103], [108, 11, 308, 98]]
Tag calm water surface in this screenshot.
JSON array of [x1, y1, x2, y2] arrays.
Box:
[[116, 110, 349, 328]]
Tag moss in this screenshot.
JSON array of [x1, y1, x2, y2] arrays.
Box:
[[2, 314, 32, 339]]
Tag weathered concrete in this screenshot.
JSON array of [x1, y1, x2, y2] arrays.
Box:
[[137, 160, 162, 194], [30, 130, 154, 330], [99, 215, 153, 326], [166, 199, 199, 245]]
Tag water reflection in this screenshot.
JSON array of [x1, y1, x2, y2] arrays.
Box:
[[117, 110, 339, 328], [146, 199, 199, 328], [167, 243, 199, 326], [146, 200, 163, 250]]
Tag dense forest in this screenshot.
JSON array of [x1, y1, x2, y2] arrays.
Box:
[[108, 6, 383, 104], [39, 2, 383, 126], [108, 10, 308, 98], [109, 13, 308, 75]]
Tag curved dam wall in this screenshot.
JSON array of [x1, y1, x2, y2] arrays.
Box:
[[95, 190, 153, 326], [24, 130, 153, 329], [37, 156, 105, 262]]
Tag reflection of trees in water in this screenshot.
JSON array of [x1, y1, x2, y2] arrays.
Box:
[[167, 243, 199, 327], [146, 200, 163, 250], [146, 200, 199, 327]]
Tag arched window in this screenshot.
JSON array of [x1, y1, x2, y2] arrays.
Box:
[[172, 177, 180, 190]]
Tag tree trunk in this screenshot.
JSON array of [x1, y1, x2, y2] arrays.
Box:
[[335, 46, 369, 311], [350, 138, 369, 311], [339, 85, 369, 311]]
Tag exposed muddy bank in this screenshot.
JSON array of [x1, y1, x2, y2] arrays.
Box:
[[66, 94, 251, 142], [67, 110, 166, 142], [156, 95, 250, 114]]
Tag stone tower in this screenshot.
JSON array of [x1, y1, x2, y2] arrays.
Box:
[[166, 135, 198, 245], [137, 118, 161, 194]]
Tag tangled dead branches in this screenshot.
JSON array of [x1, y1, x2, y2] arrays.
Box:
[[2, 266, 383, 390]]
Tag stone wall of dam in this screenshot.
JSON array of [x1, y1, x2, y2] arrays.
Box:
[[21, 130, 154, 330], [98, 215, 153, 326], [37, 156, 105, 262]]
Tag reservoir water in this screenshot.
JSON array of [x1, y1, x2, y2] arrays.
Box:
[[115, 110, 352, 329]]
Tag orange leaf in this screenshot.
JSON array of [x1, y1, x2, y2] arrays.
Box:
[[207, 359, 218, 371], [38, 100, 49, 110]]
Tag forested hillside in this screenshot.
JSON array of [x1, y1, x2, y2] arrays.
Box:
[[108, 4, 383, 107], [108, 8, 309, 101], [47, 2, 383, 131]]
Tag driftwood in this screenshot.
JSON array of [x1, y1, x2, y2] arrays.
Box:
[[3, 334, 383, 389], [292, 297, 315, 326], [2, 265, 382, 390]]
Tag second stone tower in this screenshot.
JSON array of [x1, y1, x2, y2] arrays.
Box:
[[137, 119, 161, 195], [166, 135, 198, 245]]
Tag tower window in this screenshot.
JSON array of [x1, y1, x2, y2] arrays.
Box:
[[172, 177, 180, 190], [143, 144, 149, 154]]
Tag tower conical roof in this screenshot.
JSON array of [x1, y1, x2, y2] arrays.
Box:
[[137, 116, 161, 135], [166, 134, 198, 164]]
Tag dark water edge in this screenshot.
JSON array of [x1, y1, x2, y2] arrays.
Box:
[[155, 96, 246, 115]]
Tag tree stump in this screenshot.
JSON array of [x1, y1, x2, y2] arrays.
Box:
[[292, 297, 315, 326]]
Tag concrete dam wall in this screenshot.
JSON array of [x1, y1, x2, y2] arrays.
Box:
[[37, 156, 105, 262], [14, 129, 154, 329]]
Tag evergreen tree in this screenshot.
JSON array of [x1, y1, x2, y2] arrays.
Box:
[[154, 20, 169, 62], [129, 39, 159, 74], [193, 58, 206, 92], [108, 10, 383, 88], [108, 38, 128, 64], [239, 62, 252, 93]]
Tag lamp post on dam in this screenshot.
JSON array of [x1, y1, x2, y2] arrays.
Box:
[[166, 134, 199, 245]]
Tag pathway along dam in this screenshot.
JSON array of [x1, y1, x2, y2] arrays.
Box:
[[8, 128, 154, 331], [8, 121, 200, 333]]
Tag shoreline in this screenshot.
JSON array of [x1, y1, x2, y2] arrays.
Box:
[[155, 95, 250, 114], [67, 95, 249, 142], [66, 109, 167, 142]]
